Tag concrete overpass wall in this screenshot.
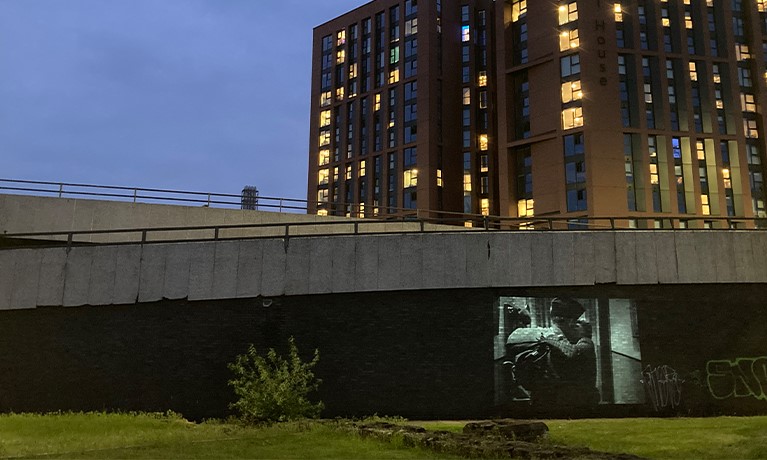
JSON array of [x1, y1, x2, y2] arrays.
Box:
[[1, 230, 765, 310]]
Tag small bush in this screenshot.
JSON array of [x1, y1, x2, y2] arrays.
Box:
[[228, 337, 324, 423]]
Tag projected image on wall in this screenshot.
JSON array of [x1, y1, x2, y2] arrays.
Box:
[[494, 296, 644, 409]]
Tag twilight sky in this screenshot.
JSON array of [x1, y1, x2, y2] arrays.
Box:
[[0, 0, 362, 201]]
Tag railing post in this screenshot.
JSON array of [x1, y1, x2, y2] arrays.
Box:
[[141, 230, 147, 244], [354, 221, 359, 234], [610, 218, 615, 230], [133, 188, 138, 203], [280, 198, 284, 213], [207, 193, 211, 207], [483, 215, 489, 230], [214, 227, 219, 240], [58, 183, 64, 198]]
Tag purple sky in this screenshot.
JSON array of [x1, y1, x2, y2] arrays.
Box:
[[0, 0, 363, 201]]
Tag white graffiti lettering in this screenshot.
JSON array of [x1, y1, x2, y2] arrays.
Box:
[[642, 365, 683, 411]]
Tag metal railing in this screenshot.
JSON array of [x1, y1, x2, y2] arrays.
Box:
[[0, 178, 310, 213], [2, 213, 767, 251]]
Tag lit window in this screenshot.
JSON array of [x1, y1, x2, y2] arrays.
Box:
[[512, 0, 527, 22], [479, 134, 489, 150], [336, 87, 345, 101], [317, 189, 329, 203], [558, 2, 578, 25], [745, 119, 760, 138], [562, 107, 584, 129], [685, 12, 693, 29], [318, 168, 330, 185], [405, 18, 418, 36], [518, 198, 534, 217], [722, 168, 732, 188], [319, 130, 330, 147], [462, 87, 471, 105], [359, 160, 366, 177], [559, 29, 579, 51], [462, 25, 471, 42], [317, 209, 329, 216], [404, 169, 418, 187], [614, 4, 623, 22], [701, 195, 710, 215], [742, 93, 757, 112], [389, 68, 400, 83], [337, 49, 346, 64], [481, 198, 490, 216], [696, 141, 706, 160], [736, 44, 751, 61], [319, 149, 330, 166], [463, 173, 472, 192], [345, 165, 352, 180], [320, 91, 332, 107], [689, 62, 698, 81], [478, 71, 487, 87], [320, 110, 331, 128], [375, 93, 382, 111], [349, 63, 358, 79], [561, 80, 582, 103], [437, 169, 443, 187], [337, 30, 346, 46]]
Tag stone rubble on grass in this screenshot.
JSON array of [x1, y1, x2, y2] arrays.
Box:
[[340, 420, 647, 459]]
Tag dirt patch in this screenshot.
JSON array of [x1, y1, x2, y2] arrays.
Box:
[[340, 420, 646, 459]]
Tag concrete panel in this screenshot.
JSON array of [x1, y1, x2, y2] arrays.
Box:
[[236, 240, 263, 298], [113, 245, 142, 305], [87, 245, 117, 306], [694, 232, 718, 283], [572, 232, 595, 285], [674, 232, 701, 284], [37, 247, 68, 307], [464, 234, 488, 288], [551, 233, 575, 286], [712, 233, 737, 283], [305, 237, 332, 295], [376, 235, 402, 291], [750, 232, 767, 282], [508, 232, 533, 286], [62, 247, 94, 307], [138, 245, 168, 303], [615, 232, 638, 285], [633, 232, 659, 284], [354, 237, 379, 292], [70, 200, 96, 233], [9, 249, 43, 310], [260, 239, 287, 297], [285, 238, 312, 295], [330, 237, 356, 293], [163, 243, 192, 300], [530, 233, 554, 286], [654, 232, 679, 284], [188, 242, 216, 300], [398, 234, 424, 290], [592, 232, 617, 284], [0, 251, 15, 309], [422, 234, 447, 289], [488, 233, 513, 287], [733, 231, 758, 282], [211, 241, 240, 299]]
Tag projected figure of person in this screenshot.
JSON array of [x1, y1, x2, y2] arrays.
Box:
[[505, 297, 599, 408]]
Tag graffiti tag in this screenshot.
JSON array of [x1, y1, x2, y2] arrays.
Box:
[[706, 356, 767, 401], [642, 365, 683, 411]]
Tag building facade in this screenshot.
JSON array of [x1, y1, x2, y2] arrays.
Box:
[[309, 0, 767, 226]]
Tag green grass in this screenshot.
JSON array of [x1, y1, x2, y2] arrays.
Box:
[[417, 416, 767, 459], [0, 413, 459, 459], [5, 413, 767, 459]]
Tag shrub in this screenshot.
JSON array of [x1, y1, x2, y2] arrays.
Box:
[[227, 337, 324, 423]]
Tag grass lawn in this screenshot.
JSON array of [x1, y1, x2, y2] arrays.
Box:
[[4, 413, 767, 459], [0, 413, 459, 459], [418, 416, 767, 459]]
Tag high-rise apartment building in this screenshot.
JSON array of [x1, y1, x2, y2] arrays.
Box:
[[309, 0, 767, 226]]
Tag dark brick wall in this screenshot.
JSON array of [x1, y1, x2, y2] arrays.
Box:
[[0, 290, 496, 420], [1, 284, 766, 420]]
